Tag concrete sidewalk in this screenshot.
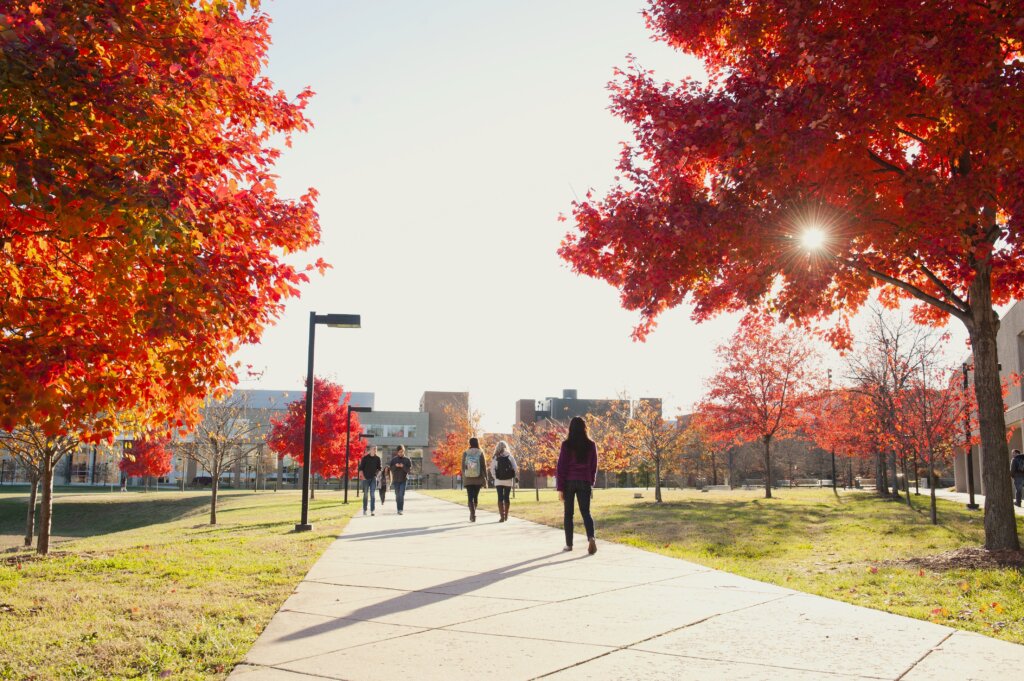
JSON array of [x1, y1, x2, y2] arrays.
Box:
[[931, 488, 1024, 516], [232, 492, 1024, 680]]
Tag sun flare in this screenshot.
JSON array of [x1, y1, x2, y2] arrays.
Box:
[[800, 226, 827, 251]]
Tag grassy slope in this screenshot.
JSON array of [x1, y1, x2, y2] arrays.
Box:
[[0, 488, 355, 680], [426, 487, 1024, 645]]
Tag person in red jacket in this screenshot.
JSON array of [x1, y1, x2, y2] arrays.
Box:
[[557, 416, 598, 554]]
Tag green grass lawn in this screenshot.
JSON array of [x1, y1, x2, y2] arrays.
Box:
[[0, 487, 356, 680], [425, 486, 1024, 645]]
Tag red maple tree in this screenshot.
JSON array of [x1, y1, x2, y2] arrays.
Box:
[[560, 1, 1022, 548], [698, 314, 819, 498], [119, 436, 173, 483], [0, 1, 323, 443], [267, 379, 365, 481]]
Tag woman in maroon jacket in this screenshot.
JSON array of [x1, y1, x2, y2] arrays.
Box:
[[557, 416, 598, 554]]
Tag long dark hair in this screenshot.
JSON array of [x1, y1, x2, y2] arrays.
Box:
[[564, 416, 592, 464]]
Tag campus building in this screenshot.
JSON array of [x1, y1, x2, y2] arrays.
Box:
[[954, 300, 1024, 495], [0, 389, 467, 490]]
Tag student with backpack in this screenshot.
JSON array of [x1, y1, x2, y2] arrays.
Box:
[[1011, 448, 1024, 507], [489, 440, 518, 522], [461, 437, 488, 522]]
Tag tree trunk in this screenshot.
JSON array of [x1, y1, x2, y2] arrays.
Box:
[[875, 452, 886, 496], [37, 453, 54, 555], [929, 448, 938, 525], [727, 448, 735, 488], [965, 294, 1020, 550], [534, 470, 539, 502], [888, 450, 900, 500], [830, 448, 837, 493], [901, 454, 912, 508], [912, 451, 920, 495], [23, 472, 38, 547], [711, 452, 718, 486], [763, 436, 773, 499], [209, 469, 219, 525], [654, 456, 662, 503]]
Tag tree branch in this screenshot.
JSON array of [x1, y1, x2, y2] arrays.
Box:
[[839, 257, 969, 321]]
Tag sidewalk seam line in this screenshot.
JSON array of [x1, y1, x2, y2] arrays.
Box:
[[894, 631, 955, 680], [528, 593, 796, 680]]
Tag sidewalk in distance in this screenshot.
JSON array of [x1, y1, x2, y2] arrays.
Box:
[[931, 488, 1024, 515], [232, 492, 1024, 681]]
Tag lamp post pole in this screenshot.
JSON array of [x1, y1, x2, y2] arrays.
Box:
[[295, 312, 361, 532], [963, 363, 980, 510], [344, 405, 372, 504], [827, 368, 836, 492], [296, 311, 318, 532]]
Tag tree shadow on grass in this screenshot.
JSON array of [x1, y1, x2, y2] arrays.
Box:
[[0, 494, 214, 539]]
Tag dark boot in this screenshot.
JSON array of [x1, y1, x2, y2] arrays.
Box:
[[497, 501, 504, 521], [503, 501, 510, 521], [469, 501, 476, 522]]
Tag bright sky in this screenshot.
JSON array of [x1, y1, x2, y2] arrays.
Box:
[[232, 0, 969, 433]]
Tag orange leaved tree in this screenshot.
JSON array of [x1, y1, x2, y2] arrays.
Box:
[[1, 1, 322, 444], [560, 0, 1022, 548], [699, 315, 819, 498]]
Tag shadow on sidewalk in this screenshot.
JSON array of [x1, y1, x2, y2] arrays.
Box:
[[338, 522, 466, 542], [280, 552, 581, 642]]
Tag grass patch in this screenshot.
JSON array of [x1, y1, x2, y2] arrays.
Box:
[[0, 488, 356, 679], [424, 487, 1024, 644]]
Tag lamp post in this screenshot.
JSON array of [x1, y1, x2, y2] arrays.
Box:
[[343, 406, 372, 504], [962, 363, 980, 510], [827, 368, 837, 492], [296, 311, 361, 532]]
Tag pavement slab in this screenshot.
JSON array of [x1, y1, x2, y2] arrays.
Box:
[[231, 491, 1024, 680]]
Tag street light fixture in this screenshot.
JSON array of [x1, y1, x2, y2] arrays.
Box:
[[296, 311, 361, 532]]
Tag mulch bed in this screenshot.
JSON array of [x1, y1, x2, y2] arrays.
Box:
[[899, 547, 1024, 571]]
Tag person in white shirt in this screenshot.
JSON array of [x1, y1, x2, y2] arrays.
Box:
[[489, 440, 519, 522]]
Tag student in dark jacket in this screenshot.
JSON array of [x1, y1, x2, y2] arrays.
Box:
[[1011, 448, 1024, 507], [389, 445, 412, 515], [358, 446, 382, 516], [556, 416, 598, 554]]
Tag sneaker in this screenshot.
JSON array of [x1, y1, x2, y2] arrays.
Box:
[[362, 510, 366, 516], [371, 512, 375, 516], [588, 538, 597, 555], [562, 545, 573, 552], [398, 511, 403, 515]]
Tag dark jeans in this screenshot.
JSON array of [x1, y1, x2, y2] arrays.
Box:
[[394, 481, 407, 512], [496, 485, 511, 504], [379, 483, 387, 504], [1014, 477, 1024, 506], [563, 480, 595, 547], [362, 478, 377, 512], [466, 484, 482, 507]]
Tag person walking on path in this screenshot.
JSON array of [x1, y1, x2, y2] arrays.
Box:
[[557, 416, 598, 554], [1011, 448, 1024, 507], [358, 446, 382, 516], [489, 440, 518, 522], [461, 437, 488, 522], [377, 463, 390, 507], [389, 446, 412, 515]]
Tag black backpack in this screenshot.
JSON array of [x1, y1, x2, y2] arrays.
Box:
[[495, 455, 515, 480]]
